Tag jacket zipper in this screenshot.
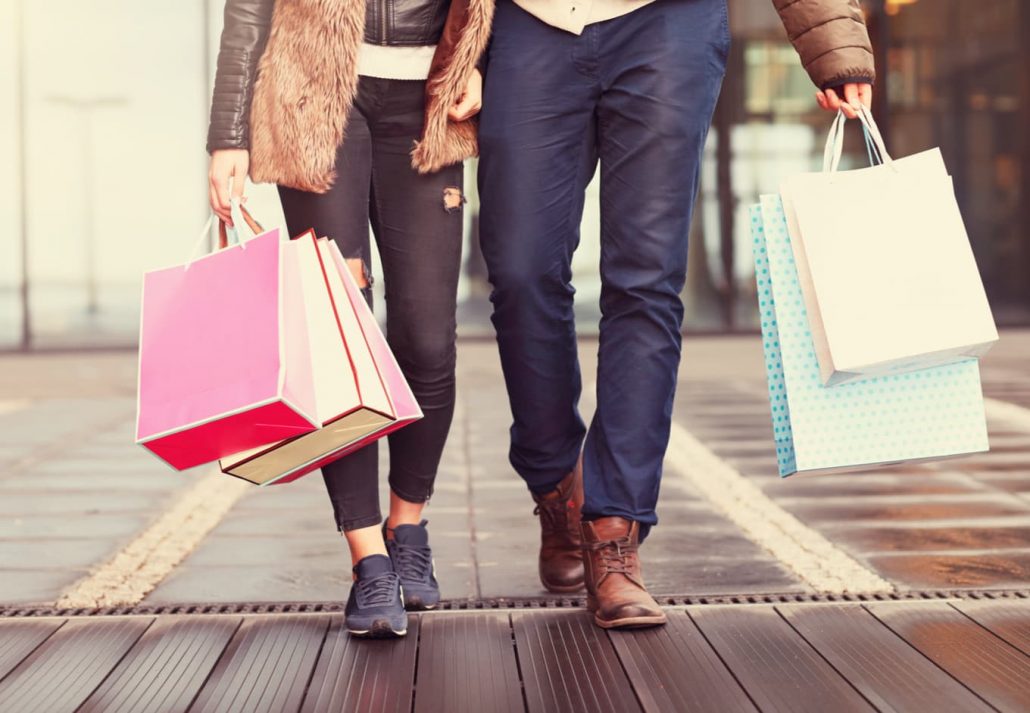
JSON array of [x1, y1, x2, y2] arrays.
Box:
[[381, 0, 387, 44]]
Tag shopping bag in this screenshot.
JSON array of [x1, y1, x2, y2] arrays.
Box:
[[219, 233, 423, 486], [751, 194, 989, 477], [779, 107, 997, 386], [136, 203, 319, 470]]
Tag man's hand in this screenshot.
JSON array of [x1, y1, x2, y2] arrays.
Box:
[[815, 82, 873, 119], [449, 69, 483, 122], [209, 149, 250, 225]]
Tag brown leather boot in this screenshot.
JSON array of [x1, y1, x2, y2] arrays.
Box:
[[582, 517, 667, 629], [531, 460, 584, 593]]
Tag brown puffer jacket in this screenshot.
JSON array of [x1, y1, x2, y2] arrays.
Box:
[[773, 0, 875, 88]]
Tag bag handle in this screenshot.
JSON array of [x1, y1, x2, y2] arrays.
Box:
[[184, 199, 265, 270], [821, 105, 894, 173], [218, 200, 264, 249]]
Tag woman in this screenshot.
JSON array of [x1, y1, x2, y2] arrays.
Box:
[[206, 0, 493, 638]]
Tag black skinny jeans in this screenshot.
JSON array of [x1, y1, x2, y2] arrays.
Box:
[[279, 77, 464, 532]]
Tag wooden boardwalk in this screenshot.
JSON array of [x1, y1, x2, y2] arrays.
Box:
[[0, 599, 1027, 713]]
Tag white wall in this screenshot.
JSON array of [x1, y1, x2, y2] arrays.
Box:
[[4, 0, 210, 346], [0, 0, 23, 346]]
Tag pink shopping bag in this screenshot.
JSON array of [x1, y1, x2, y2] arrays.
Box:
[[136, 206, 319, 469], [219, 232, 423, 486]]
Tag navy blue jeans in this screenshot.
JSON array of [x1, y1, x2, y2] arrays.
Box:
[[478, 0, 728, 539]]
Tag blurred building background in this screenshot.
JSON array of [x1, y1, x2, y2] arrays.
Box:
[[0, 0, 1027, 349]]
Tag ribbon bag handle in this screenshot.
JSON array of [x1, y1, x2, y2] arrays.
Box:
[[857, 104, 892, 167], [218, 199, 265, 249], [184, 199, 265, 269], [821, 106, 894, 173]]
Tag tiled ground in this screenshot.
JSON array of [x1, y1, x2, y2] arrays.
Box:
[[1, 332, 1029, 605], [675, 334, 1030, 591], [0, 392, 212, 602]]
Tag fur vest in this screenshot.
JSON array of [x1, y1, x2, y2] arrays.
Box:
[[249, 0, 493, 192]]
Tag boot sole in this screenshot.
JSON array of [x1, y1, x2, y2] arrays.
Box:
[[592, 613, 668, 629], [541, 579, 586, 594]]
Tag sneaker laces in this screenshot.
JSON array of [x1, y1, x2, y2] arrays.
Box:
[[391, 542, 433, 583], [354, 572, 400, 608]]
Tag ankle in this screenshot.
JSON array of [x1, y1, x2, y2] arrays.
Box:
[[344, 526, 389, 568], [387, 490, 426, 535], [385, 513, 424, 535]]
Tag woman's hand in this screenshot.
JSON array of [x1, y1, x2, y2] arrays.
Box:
[[448, 69, 483, 122], [208, 149, 250, 226], [815, 82, 873, 119]]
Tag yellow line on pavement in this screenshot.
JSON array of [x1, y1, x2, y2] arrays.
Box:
[[56, 469, 250, 608], [985, 398, 1030, 433], [579, 380, 892, 593], [0, 399, 30, 416], [665, 420, 894, 594]]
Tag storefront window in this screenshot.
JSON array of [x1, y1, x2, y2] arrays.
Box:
[[883, 0, 1028, 323], [685, 0, 1029, 331]]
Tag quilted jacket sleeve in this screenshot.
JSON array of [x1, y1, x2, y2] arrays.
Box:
[[206, 0, 275, 153], [773, 0, 876, 89]]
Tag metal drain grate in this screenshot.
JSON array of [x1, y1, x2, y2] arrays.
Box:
[[1, 589, 1027, 618]]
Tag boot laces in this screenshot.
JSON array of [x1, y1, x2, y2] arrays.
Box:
[[354, 572, 400, 607], [586, 537, 637, 577], [533, 497, 571, 536]]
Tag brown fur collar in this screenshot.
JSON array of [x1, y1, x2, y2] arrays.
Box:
[[249, 0, 494, 192]]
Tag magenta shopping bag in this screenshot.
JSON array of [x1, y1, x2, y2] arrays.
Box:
[[219, 234, 423, 486], [136, 206, 318, 469]]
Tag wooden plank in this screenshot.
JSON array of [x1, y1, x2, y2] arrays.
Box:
[[0, 617, 152, 713], [0, 619, 65, 682], [78, 615, 242, 713], [188, 614, 329, 713], [414, 613, 523, 713], [951, 599, 1030, 655], [608, 611, 756, 713], [867, 602, 1030, 713], [512, 611, 641, 713], [780, 604, 993, 713], [300, 615, 418, 713], [689, 605, 874, 713]]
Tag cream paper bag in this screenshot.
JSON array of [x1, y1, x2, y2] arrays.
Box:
[[220, 233, 422, 485], [779, 107, 997, 387]]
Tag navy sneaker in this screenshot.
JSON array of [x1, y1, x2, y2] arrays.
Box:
[[385, 520, 440, 610], [345, 554, 407, 638]]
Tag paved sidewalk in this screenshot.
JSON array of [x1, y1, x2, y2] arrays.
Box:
[[0, 353, 210, 603], [0, 332, 1029, 606]]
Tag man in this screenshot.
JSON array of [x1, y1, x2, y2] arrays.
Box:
[[477, 0, 875, 628]]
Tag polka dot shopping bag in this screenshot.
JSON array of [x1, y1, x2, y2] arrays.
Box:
[[751, 195, 989, 477]]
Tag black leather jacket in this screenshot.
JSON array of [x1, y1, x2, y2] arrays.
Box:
[[365, 0, 450, 46], [207, 0, 450, 153]]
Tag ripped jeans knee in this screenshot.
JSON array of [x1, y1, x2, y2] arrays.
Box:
[[443, 186, 465, 213]]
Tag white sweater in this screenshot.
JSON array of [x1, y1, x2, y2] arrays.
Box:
[[357, 44, 438, 81]]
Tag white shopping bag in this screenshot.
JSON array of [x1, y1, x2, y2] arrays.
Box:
[[779, 107, 997, 387], [751, 195, 989, 476]]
